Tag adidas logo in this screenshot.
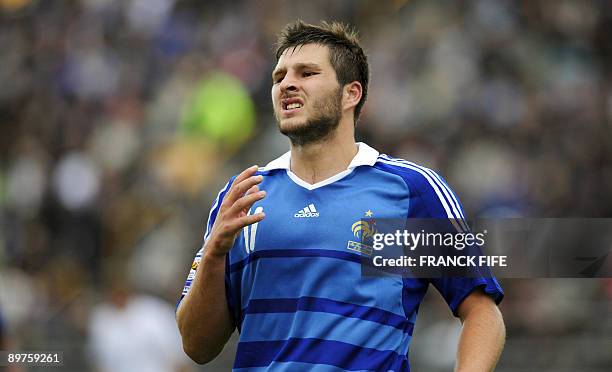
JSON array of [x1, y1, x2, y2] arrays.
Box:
[[294, 203, 319, 218]]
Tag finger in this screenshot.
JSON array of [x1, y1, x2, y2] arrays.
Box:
[[221, 165, 259, 208], [234, 212, 266, 229], [221, 211, 265, 239], [234, 164, 259, 185], [226, 175, 263, 204], [245, 185, 259, 196], [230, 191, 266, 215]]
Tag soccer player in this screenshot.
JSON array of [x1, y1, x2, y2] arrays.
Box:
[[177, 21, 505, 371]]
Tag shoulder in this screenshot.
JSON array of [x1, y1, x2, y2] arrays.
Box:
[[210, 156, 287, 210], [374, 154, 467, 227], [374, 154, 449, 194]]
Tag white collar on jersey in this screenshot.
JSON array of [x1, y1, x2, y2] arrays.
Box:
[[261, 142, 380, 190], [263, 142, 379, 171]]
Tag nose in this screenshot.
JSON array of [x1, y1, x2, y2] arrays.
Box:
[[279, 74, 298, 94]]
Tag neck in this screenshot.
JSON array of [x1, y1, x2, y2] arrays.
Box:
[[289, 119, 358, 184]]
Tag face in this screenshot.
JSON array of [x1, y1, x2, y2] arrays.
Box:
[[271, 44, 343, 146]]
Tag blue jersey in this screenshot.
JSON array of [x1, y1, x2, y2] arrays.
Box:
[[180, 143, 503, 371]]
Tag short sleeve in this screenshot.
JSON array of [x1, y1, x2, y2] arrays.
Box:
[[430, 276, 504, 316], [405, 166, 504, 316]]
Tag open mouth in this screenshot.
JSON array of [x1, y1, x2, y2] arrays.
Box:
[[282, 98, 304, 113]]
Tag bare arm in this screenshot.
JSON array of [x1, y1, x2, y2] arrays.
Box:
[[455, 289, 505, 372], [177, 165, 266, 364]]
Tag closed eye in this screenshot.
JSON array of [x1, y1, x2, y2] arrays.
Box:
[[303, 71, 317, 78]]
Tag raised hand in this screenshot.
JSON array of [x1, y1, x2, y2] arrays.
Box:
[[205, 165, 266, 258]]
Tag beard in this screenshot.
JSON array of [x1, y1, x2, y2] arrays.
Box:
[[276, 87, 343, 147]]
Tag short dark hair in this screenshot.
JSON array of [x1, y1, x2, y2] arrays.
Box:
[[275, 20, 369, 123]]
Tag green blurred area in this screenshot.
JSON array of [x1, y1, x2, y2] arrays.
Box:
[[181, 72, 255, 151]]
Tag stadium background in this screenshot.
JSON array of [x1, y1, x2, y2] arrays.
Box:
[[0, 0, 611, 370]]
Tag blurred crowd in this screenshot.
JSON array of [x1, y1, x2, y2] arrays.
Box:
[[0, 0, 611, 370]]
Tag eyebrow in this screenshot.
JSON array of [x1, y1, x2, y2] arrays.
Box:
[[272, 62, 321, 80]]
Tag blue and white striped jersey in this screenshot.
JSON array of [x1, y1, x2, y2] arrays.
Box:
[[180, 142, 503, 371]]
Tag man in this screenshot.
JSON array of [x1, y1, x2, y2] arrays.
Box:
[[177, 20, 505, 371]]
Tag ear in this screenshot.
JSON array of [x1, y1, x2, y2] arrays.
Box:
[[343, 81, 362, 112]]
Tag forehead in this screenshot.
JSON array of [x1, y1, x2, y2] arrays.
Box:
[[274, 43, 333, 70]]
